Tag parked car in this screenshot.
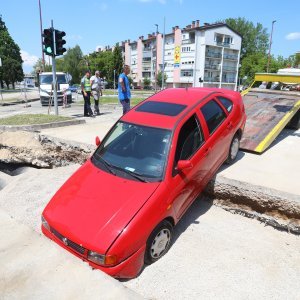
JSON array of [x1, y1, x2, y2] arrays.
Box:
[[41, 87, 246, 279], [68, 85, 79, 93]]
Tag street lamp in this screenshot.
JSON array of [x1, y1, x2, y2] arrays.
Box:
[[267, 20, 276, 73]]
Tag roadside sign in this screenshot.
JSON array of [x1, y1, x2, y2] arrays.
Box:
[[174, 46, 180, 68]]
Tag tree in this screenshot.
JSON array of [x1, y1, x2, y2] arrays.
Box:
[[0, 15, 24, 88], [156, 71, 167, 88], [143, 77, 151, 88], [223, 17, 269, 61], [113, 43, 123, 77], [63, 45, 84, 83], [87, 50, 114, 87]]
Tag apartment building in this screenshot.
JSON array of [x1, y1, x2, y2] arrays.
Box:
[[121, 21, 242, 90]]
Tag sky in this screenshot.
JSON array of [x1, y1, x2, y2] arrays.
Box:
[[1, 0, 300, 73]]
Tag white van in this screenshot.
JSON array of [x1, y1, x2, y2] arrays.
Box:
[[39, 72, 72, 106]]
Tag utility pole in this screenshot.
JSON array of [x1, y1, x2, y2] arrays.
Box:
[[0, 57, 3, 102], [113, 69, 116, 95], [51, 20, 58, 115], [38, 0, 45, 71], [267, 20, 276, 73], [154, 24, 158, 92], [161, 17, 166, 89]]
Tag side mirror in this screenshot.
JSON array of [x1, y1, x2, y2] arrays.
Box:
[[177, 160, 193, 172], [95, 136, 101, 146]]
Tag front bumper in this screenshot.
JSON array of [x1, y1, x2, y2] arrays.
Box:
[[41, 224, 145, 279]]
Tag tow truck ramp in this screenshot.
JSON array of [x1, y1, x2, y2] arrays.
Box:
[[240, 73, 300, 153]]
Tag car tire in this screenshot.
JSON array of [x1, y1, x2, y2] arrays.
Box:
[[226, 134, 240, 164], [144, 220, 173, 265]]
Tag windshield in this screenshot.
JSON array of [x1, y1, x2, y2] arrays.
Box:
[[40, 74, 67, 84], [92, 121, 171, 182]]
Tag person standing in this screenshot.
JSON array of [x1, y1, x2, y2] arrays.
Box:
[[81, 70, 94, 117], [90, 70, 103, 115], [118, 65, 131, 115]]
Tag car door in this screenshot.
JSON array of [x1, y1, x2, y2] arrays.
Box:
[[199, 97, 233, 176], [166, 113, 215, 219]]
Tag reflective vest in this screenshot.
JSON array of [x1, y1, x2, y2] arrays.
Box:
[[84, 77, 91, 91]]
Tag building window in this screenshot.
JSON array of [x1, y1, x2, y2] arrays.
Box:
[[224, 36, 233, 44], [182, 46, 191, 52], [181, 70, 193, 77]]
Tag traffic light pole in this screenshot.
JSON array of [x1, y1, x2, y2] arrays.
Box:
[[51, 20, 58, 115]]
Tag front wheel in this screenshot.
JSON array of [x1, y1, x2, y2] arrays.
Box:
[[226, 134, 240, 164], [144, 220, 173, 265]]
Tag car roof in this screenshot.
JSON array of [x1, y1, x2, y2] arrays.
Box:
[[121, 87, 239, 130]]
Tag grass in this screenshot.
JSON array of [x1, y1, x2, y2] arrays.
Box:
[[0, 114, 72, 125]]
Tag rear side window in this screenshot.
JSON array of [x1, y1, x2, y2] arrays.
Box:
[[218, 97, 233, 112], [201, 100, 226, 134]]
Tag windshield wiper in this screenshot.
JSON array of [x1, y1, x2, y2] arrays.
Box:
[[113, 166, 148, 182], [96, 156, 116, 176]]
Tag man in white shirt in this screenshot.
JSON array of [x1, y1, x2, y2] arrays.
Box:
[[90, 70, 103, 115]]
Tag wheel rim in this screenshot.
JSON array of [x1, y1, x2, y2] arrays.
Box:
[[230, 137, 239, 159], [150, 228, 171, 259]]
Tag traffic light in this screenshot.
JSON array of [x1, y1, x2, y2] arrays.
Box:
[[55, 30, 66, 56], [42, 28, 54, 56]]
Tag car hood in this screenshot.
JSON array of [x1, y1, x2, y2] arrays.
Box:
[[43, 160, 160, 251]]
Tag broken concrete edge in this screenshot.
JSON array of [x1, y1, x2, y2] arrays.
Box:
[[0, 119, 86, 132], [0, 98, 40, 106], [204, 174, 300, 234], [0, 208, 142, 300]]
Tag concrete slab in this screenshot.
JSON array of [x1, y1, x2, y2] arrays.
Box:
[[0, 208, 142, 300]]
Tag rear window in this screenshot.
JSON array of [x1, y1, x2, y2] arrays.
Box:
[[135, 101, 187, 116], [218, 97, 233, 112], [200, 100, 226, 134]]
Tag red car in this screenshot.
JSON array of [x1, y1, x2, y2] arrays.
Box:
[[42, 88, 246, 278]]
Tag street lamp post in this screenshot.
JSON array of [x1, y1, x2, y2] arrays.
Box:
[[38, 0, 45, 71], [267, 20, 276, 73], [113, 69, 116, 95], [161, 17, 166, 89], [154, 24, 158, 91]]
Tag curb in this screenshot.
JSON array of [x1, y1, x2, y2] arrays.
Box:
[[0, 98, 40, 106], [0, 119, 86, 132], [204, 174, 300, 234]]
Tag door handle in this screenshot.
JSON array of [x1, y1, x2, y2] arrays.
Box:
[[204, 148, 210, 157]]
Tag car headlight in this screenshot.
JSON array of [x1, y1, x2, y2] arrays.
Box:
[[41, 215, 50, 231], [88, 251, 117, 266]]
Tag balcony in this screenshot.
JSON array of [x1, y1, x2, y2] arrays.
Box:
[[223, 54, 238, 60], [222, 66, 236, 72], [182, 38, 195, 45], [205, 64, 220, 70], [206, 52, 222, 59], [204, 76, 220, 82], [222, 77, 236, 83], [216, 41, 231, 48]]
